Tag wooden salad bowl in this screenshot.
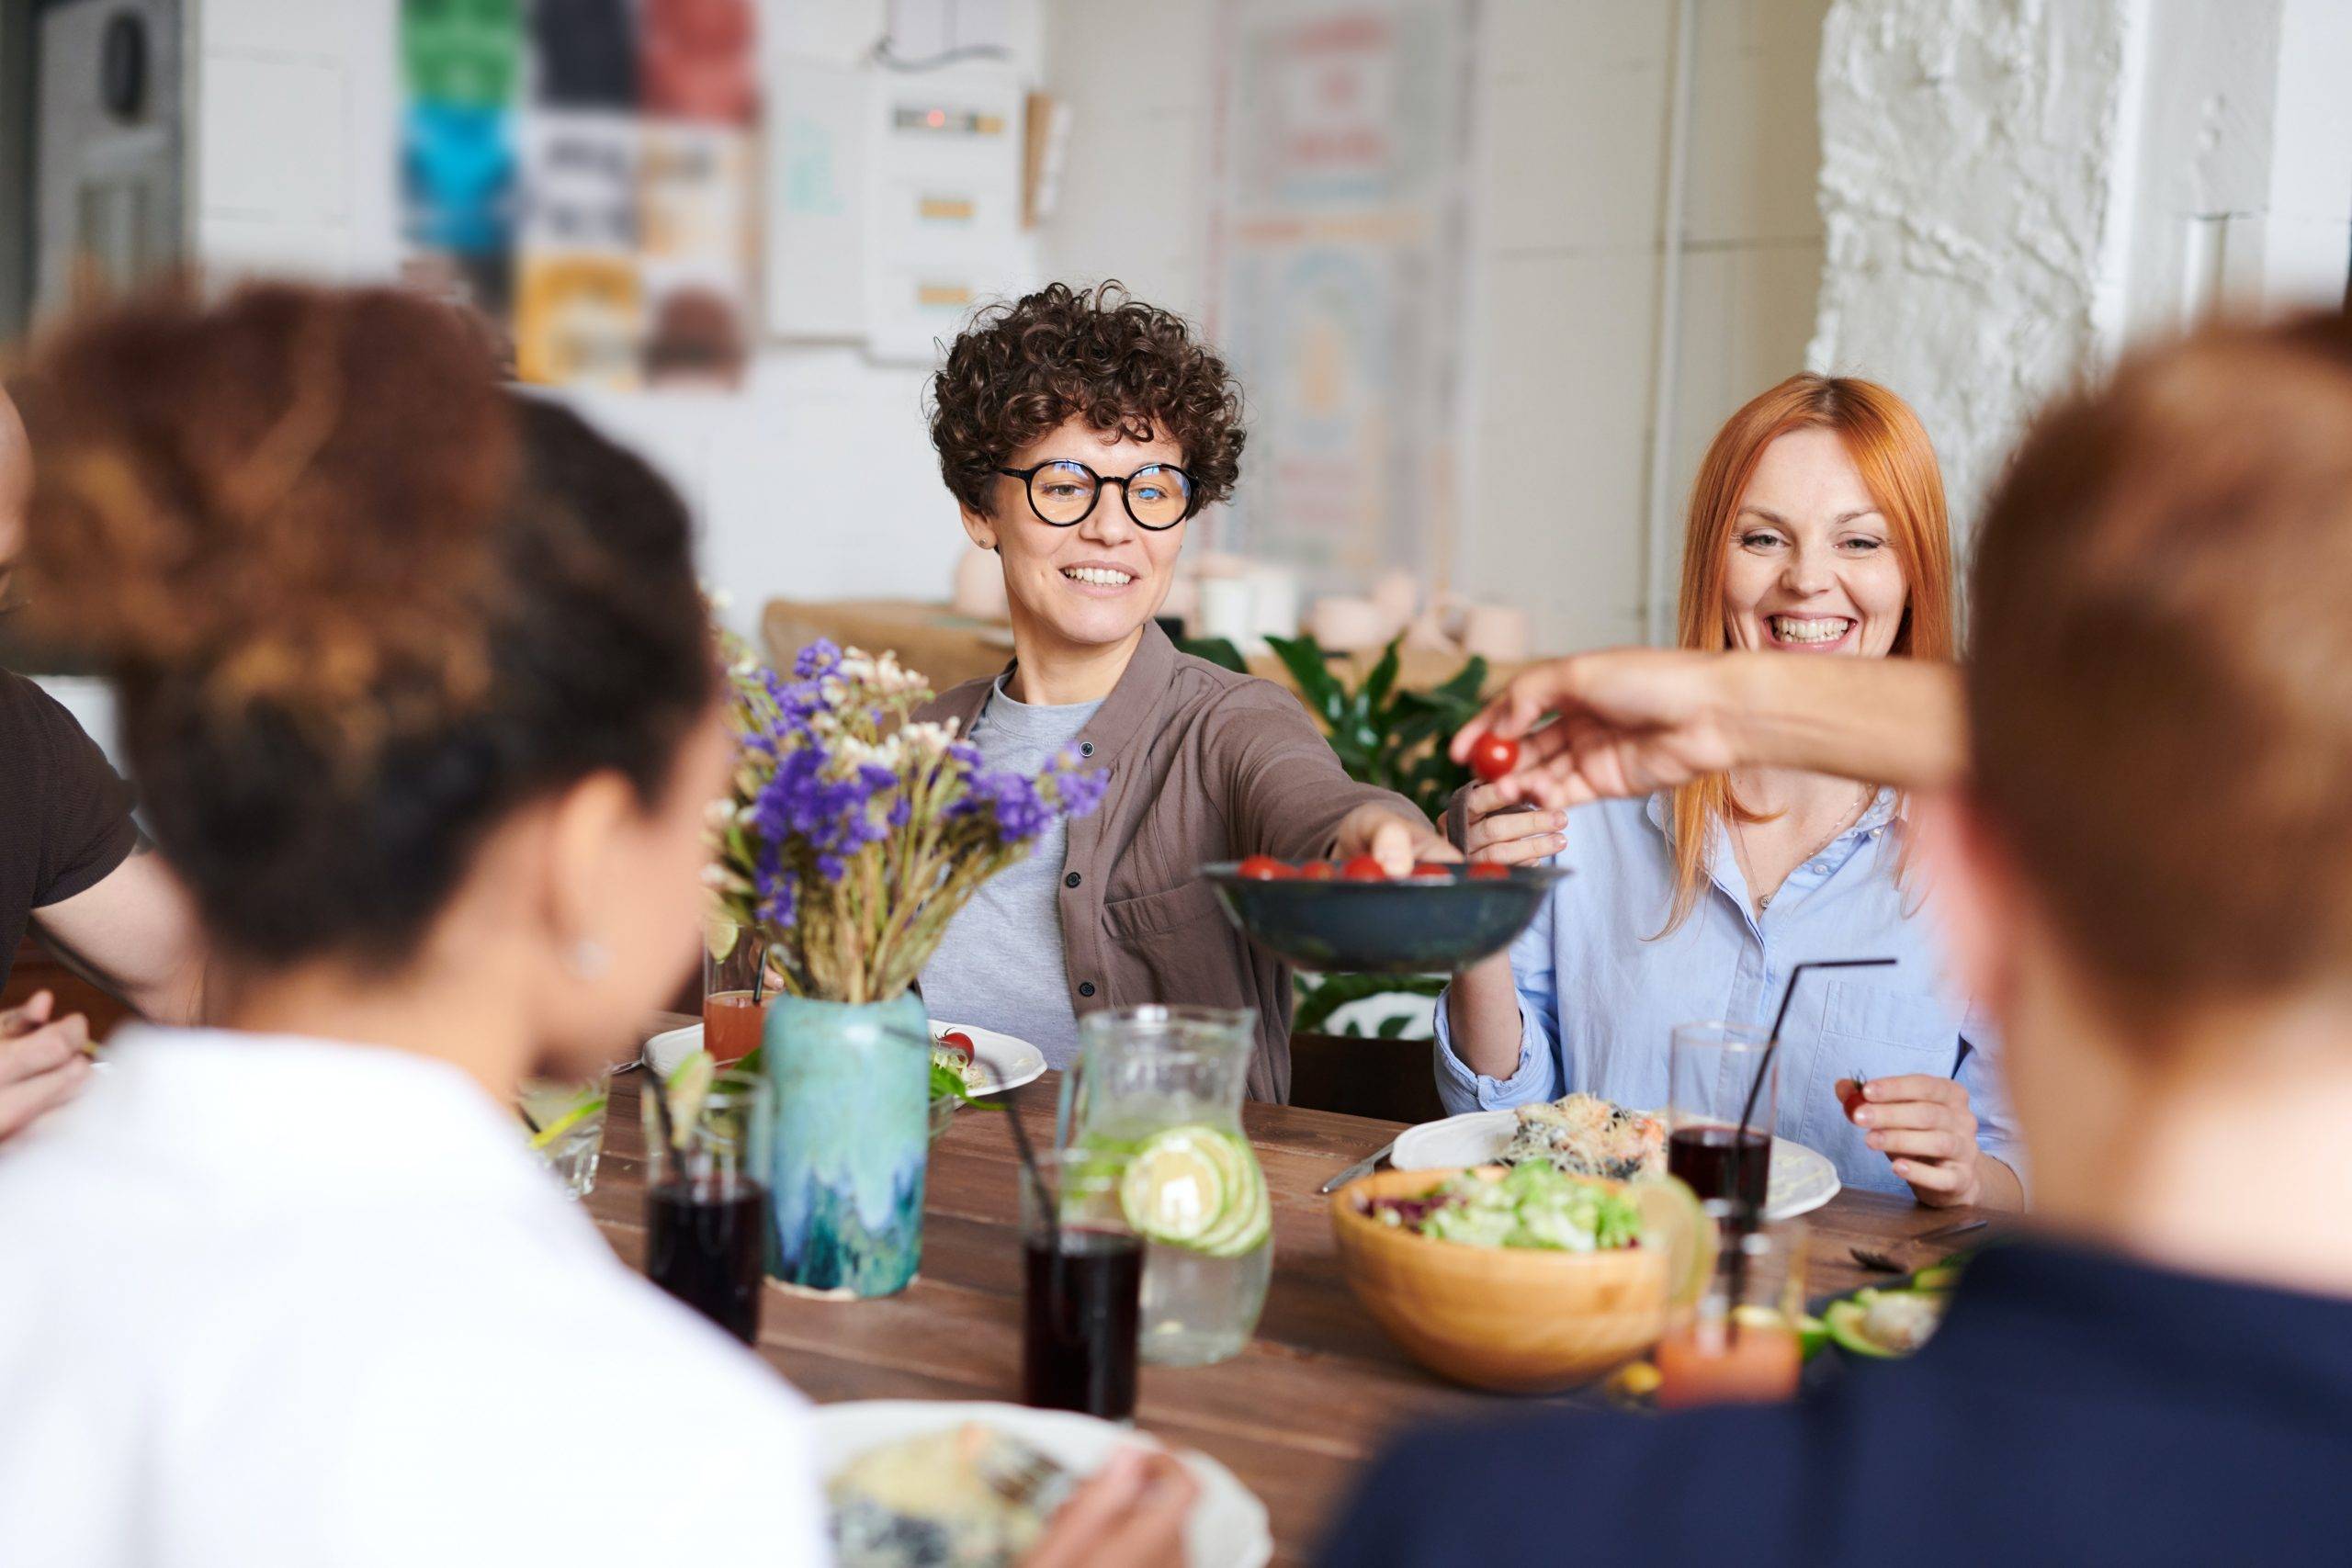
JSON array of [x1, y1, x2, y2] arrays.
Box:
[[1329, 1166, 1668, 1393]]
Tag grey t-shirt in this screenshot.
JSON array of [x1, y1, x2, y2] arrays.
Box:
[[920, 677, 1102, 1068]]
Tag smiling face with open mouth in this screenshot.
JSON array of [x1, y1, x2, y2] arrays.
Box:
[[963, 415, 1189, 663], [1720, 425, 1909, 660]]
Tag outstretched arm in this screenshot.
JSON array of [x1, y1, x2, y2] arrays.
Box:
[[1450, 649, 1968, 807]]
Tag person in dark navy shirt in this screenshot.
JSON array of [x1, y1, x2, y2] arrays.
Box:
[[1328, 314, 2352, 1566]]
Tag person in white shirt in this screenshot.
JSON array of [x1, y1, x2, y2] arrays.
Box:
[[0, 284, 1191, 1567]]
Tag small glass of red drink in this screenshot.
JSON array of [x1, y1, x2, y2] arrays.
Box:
[[1019, 1151, 1144, 1422], [1666, 1021, 1778, 1211], [1655, 1202, 1807, 1409], [643, 1068, 773, 1345], [701, 919, 774, 1064]]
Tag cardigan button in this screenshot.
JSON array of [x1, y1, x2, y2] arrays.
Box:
[[1080, 741, 1095, 757], [1079, 982, 1097, 998], [1065, 872, 1081, 888]]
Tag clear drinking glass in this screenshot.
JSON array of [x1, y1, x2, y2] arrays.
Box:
[[1666, 1021, 1778, 1212], [1062, 1006, 1269, 1368], [701, 919, 773, 1065], [517, 1066, 615, 1198], [1019, 1149, 1145, 1421], [1656, 1201, 1808, 1409], [643, 1069, 773, 1345]]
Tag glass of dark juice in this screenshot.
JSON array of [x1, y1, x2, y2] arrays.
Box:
[[1020, 1152, 1144, 1422], [643, 1067, 772, 1345], [1667, 1021, 1777, 1213]]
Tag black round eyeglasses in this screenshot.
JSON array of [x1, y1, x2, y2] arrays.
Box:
[[996, 460, 1198, 531]]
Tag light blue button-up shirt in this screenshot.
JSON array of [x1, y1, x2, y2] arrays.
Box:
[[1432, 790, 2021, 1198]]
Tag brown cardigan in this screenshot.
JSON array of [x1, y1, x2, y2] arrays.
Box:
[[917, 624, 1424, 1101]]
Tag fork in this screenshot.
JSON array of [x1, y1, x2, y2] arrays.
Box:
[[974, 1437, 1067, 1513], [1849, 1216, 1988, 1273]]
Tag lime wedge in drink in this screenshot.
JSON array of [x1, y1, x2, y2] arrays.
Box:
[[1118, 1126, 1231, 1247], [519, 1084, 608, 1152], [703, 908, 739, 963], [662, 1049, 717, 1148], [1193, 1133, 1270, 1257], [1629, 1174, 1713, 1308]]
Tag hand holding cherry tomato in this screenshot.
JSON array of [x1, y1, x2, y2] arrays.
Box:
[[1467, 733, 1521, 784]]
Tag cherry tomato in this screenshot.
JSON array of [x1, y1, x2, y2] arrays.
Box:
[[1467, 863, 1511, 880], [1340, 855, 1388, 882], [1468, 733, 1521, 784], [1296, 861, 1339, 881], [1410, 862, 1455, 877], [1837, 1077, 1868, 1118], [935, 1030, 976, 1064], [1237, 855, 1294, 881]]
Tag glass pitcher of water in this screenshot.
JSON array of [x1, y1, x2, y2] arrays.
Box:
[[1059, 1006, 1271, 1368]]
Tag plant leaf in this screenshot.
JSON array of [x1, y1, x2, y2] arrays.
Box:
[[1179, 636, 1250, 673], [1430, 656, 1490, 707], [1266, 633, 1347, 725], [1362, 637, 1402, 713]]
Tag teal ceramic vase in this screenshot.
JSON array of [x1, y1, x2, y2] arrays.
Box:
[[761, 990, 931, 1297]]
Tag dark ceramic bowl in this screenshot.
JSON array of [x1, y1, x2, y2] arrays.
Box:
[[1202, 862, 1570, 976]]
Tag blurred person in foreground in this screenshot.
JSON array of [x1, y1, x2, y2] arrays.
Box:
[[0, 285, 1191, 1567], [1322, 313, 2352, 1563], [916, 282, 1450, 1099], [1440, 376, 2020, 1208], [0, 385, 201, 1142]]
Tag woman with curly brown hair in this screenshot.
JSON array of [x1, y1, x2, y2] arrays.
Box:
[[918, 282, 1451, 1099], [0, 284, 1193, 1566]]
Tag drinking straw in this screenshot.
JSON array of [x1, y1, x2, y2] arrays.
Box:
[[1724, 956, 1896, 1335], [986, 1062, 1059, 1256]]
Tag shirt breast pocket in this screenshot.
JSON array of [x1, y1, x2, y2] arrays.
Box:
[[1102, 878, 1236, 1008], [1806, 979, 1965, 1189], [1103, 877, 1229, 943], [1819, 980, 1961, 1066]]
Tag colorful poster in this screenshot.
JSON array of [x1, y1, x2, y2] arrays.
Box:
[[400, 0, 523, 315], [397, 0, 759, 389], [1206, 0, 1477, 590]]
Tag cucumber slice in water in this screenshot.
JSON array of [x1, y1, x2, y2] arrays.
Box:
[[1119, 1128, 1231, 1246]]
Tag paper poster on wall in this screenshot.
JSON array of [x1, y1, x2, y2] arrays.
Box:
[[399, 0, 522, 317], [765, 59, 869, 340], [514, 111, 640, 388], [864, 60, 1025, 364], [397, 0, 759, 390], [1206, 0, 1477, 591]]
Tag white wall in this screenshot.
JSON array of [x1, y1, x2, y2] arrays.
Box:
[[187, 0, 1041, 643], [1809, 0, 2352, 545], [1042, 0, 1833, 653]]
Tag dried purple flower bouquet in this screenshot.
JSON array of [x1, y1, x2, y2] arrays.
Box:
[[706, 637, 1107, 1005]]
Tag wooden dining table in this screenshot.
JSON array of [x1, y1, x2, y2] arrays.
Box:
[[589, 1033, 2004, 1565]]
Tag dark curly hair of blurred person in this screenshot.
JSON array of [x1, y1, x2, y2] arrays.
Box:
[[13, 282, 716, 974], [928, 281, 1246, 516]]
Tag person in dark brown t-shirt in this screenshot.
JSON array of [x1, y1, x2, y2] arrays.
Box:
[[0, 388, 201, 1140]]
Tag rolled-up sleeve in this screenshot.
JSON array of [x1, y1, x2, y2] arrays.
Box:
[[1432, 888, 1560, 1113], [1212, 683, 1429, 863], [1958, 1004, 2028, 1201]]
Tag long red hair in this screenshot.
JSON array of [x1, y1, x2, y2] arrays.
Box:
[[1660, 374, 1955, 931]]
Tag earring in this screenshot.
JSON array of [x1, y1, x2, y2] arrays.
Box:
[[570, 940, 610, 979]]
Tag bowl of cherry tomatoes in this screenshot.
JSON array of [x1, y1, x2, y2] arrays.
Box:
[[1201, 855, 1569, 976]]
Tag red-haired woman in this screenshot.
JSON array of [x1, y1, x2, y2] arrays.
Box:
[[1439, 375, 2023, 1209]]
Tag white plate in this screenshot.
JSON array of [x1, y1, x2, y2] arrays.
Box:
[[1389, 1108, 1841, 1221], [641, 1019, 1047, 1098], [812, 1400, 1271, 1568]]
